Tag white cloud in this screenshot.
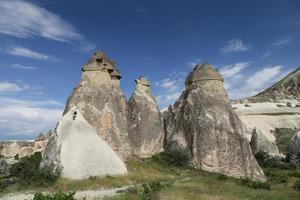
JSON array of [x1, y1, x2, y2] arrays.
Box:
[[221, 39, 250, 53], [135, 8, 149, 16], [228, 65, 285, 99], [0, 81, 29, 92], [0, 0, 94, 51], [12, 64, 37, 70], [261, 52, 271, 58], [246, 66, 282, 90], [186, 57, 203, 68], [273, 38, 291, 47], [155, 71, 186, 108], [220, 62, 250, 78], [0, 97, 62, 137], [6, 46, 59, 61]]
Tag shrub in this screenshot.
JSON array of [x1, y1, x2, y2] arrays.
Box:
[[254, 151, 296, 169], [217, 174, 228, 181], [137, 181, 166, 200], [10, 152, 60, 187], [236, 178, 270, 190], [293, 179, 300, 191], [152, 150, 191, 167], [33, 192, 76, 200]]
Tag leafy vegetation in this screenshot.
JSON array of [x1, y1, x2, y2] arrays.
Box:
[[151, 150, 191, 167], [10, 152, 60, 187], [33, 192, 75, 200], [236, 178, 270, 190], [254, 151, 296, 169], [0, 152, 300, 199], [274, 128, 297, 154]]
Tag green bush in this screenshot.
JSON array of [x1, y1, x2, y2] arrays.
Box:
[[293, 179, 300, 191], [217, 174, 228, 181], [33, 192, 76, 200], [254, 151, 296, 169], [137, 181, 166, 200], [152, 150, 191, 167], [10, 152, 59, 187], [236, 178, 270, 190]]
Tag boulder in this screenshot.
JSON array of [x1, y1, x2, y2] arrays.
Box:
[[41, 106, 127, 180], [63, 51, 130, 159], [164, 63, 266, 182], [286, 131, 300, 164], [128, 77, 164, 157], [250, 128, 280, 156]]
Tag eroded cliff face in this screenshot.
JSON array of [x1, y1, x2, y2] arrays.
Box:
[[0, 132, 51, 158], [63, 51, 130, 159], [164, 63, 266, 182], [128, 77, 164, 157]]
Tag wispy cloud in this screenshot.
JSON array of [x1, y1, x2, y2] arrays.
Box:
[[220, 62, 250, 78], [135, 8, 149, 16], [261, 52, 271, 58], [220, 39, 250, 53], [186, 57, 203, 68], [6, 46, 59, 61], [0, 81, 29, 93], [12, 64, 37, 70], [0, 97, 62, 137], [155, 71, 186, 109], [0, 0, 94, 51], [228, 65, 287, 99], [273, 38, 291, 47]]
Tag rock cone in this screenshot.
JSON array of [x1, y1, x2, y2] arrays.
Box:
[[250, 128, 279, 156], [42, 107, 127, 180], [63, 51, 129, 159], [164, 63, 266, 182], [128, 77, 164, 157]]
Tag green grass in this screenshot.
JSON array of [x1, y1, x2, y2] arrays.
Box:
[[1, 156, 300, 199]]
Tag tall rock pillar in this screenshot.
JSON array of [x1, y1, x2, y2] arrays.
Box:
[[128, 77, 164, 157], [164, 63, 266, 182]]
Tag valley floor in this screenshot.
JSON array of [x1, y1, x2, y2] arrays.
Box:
[[1, 158, 300, 200]]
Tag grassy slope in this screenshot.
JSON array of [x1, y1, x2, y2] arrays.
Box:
[[1, 158, 300, 199]]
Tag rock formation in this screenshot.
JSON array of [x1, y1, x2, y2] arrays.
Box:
[[286, 130, 300, 164], [250, 128, 279, 156], [0, 133, 50, 158], [128, 77, 164, 157], [41, 106, 127, 180], [164, 63, 266, 182], [254, 67, 300, 101], [63, 51, 129, 159], [231, 67, 300, 157]]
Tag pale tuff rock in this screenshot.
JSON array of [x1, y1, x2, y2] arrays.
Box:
[[42, 107, 127, 180], [128, 77, 164, 157], [286, 131, 300, 164], [254, 67, 300, 101], [231, 67, 300, 157], [164, 63, 266, 182], [63, 51, 129, 159], [250, 128, 280, 156], [0, 133, 51, 158]]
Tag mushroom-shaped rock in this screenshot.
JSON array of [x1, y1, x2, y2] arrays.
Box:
[[286, 131, 300, 164], [164, 63, 266, 182], [250, 128, 280, 156], [128, 76, 164, 157], [41, 107, 127, 180], [64, 51, 129, 159]]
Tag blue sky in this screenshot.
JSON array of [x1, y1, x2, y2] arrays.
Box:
[[0, 0, 299, 140]]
